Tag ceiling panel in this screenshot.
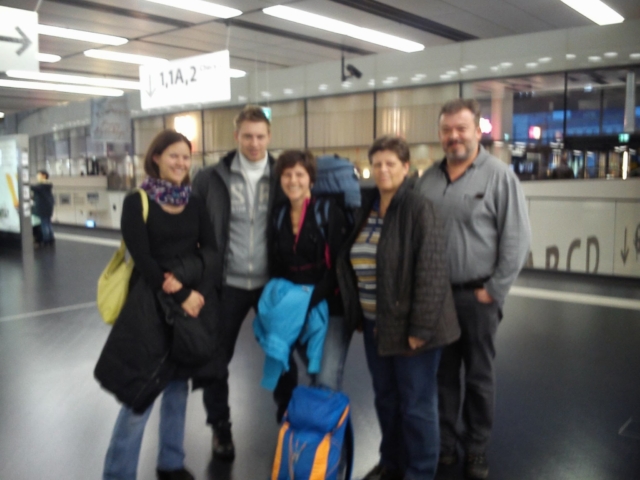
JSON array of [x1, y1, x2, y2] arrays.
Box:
[[1, 0, 639, 115]]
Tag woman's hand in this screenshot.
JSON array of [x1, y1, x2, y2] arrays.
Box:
[[408, 336, 426, 350], [163, 272, 183, 294], [181, 290, 205, 318]]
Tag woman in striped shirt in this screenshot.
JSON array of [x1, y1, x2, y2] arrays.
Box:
[[336, 136, 459, 480]]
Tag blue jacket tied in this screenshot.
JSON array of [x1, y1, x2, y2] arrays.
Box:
[[253, 278, 329, 390]]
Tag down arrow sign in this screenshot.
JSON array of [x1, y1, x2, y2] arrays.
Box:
[[0, 26, 32, 56]]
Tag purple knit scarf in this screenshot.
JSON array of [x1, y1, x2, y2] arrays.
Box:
[[139, 177, 191, 206]]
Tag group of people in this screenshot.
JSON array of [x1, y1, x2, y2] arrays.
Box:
[[95, 99, 531, 480]]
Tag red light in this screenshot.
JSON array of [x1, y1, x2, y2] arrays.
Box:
[[528, 126, 541, 140]]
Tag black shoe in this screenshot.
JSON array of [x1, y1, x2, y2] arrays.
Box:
[[212, 420, 235, 462], [362, 464, 404, 480], [439, 449, 459, 467], [464, 453, 489, 479], [156, 468, 195, 480]]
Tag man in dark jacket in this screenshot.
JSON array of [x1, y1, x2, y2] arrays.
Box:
[[30, 170, 55, 247], [417, 99, 531, 480], [192, 105, 284, 461]]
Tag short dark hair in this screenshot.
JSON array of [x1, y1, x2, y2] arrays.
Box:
[[275, 150, 316, 184], [234, 104, 271, 131], [368, 135, 410, 164], [37, 170, 50, 180], [143, 129, 192, 185], [439, 98, 481, 126]]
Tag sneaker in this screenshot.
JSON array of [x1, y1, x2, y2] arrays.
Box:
[[156, 468, 195, 480], [362, 464, 404, 480], [212, 420, 235, 462], [438, 449, 459, 467], [464, 453, 489, 479]]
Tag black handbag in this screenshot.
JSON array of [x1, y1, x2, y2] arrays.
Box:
[[157, 292, 214, 368]]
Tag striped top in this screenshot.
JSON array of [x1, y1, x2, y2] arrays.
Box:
[[350, 208, 383, 322]]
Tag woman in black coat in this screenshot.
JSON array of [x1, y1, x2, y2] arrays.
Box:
[[96, 130, 217, 480], [336, 136, 459, 480]]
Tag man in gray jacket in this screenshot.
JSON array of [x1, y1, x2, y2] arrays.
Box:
[[192, 105, 283, 461], [417, 98, 531, 480]]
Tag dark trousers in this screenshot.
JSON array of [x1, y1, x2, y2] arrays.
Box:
[[438, 290, 501, 455], [363, 321, 442, 480], [202, 285, 262, 427]]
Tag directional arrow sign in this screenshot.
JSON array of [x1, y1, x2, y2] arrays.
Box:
[[0, 7, 38, 72], [139, 50, 231, 110]]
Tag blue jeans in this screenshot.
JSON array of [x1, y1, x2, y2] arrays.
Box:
[[363, 321, 442, 480], [274, 315, 352, 412], [103, 380, 189, 480], [39, 216, 54, 244]]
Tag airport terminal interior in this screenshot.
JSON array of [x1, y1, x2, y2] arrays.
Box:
[[1, 0, 640, 479]]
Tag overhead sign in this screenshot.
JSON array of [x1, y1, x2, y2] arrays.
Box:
[[0, 6, 38, 72], [139, 50, 231, 110]]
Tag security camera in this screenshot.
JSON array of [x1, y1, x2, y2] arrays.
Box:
[[346, 64, 362, 79]]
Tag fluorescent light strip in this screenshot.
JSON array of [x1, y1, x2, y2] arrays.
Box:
[[6, 70, 140, 90], [0, 79, 123, 97], [146, 0, 241, 18], [0, 112, 5, 119], [230, 69, 246, 78], [37, 53, 61, 63], [560, 0, 624, 25], [84, 49, 169, 65], [263, 5, 424, 53], [38, 24, 128, 45]]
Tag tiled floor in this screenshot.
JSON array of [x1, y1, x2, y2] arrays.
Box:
[[1, 230, 639, 480]]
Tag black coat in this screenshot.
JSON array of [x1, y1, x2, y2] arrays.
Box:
[[94, 251, 220, 414], [30, 183, 54, 218], [336, 178, 460, 356]]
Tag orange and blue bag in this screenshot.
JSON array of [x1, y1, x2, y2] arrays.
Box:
[[272, 386, 353, 480]]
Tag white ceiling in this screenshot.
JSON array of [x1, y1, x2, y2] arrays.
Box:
[[0, 0, 639, 114]]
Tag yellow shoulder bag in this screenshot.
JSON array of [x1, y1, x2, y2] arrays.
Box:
[[97, 189, 149, 325]]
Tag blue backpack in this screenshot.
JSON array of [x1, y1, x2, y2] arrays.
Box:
[[272, 386, 354, 480]]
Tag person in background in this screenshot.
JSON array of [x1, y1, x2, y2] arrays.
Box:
[[267, 150, 350, 419], [417, 98, 531, 480], [97, 129, 217, 480], [192, 105, 285, 461], [337, 135, 460, 480], [30, 170, 55, 247]]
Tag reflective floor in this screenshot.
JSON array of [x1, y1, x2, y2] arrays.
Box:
[[1, 228, 639, 480]]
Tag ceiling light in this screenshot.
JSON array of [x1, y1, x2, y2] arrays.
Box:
[[413, 73, 427, 79], [446, 70, 458, 75], [342, 81, 352, 88], [566, 53, 577, 60], [490, 66, 499, 71], [631, 53, 640, 59], [261, 91, 271, 98], [283, 88, 293, 94], [38, 24, 128, 45], [319, 84, 328, 91], [238, 95, 247, 102], [0, 79, 123, 96], [588, 55, 602, 62], [145, 0, 241, 18], [460, 68, 468, 73], [230, 69, 246, 78], [6, 70, 140, 90], [37, 53, 61, 63], [526, 62, 538, 68], [440, 74, 451, 80], [368, 79, 375, 87], [604, 51, 618, 58], [263, 5, 424, 53], [0, 112, 4, 119], [559, 0, 624, 25], [538, 57, 552, 63], [84, 49, 168, 65], [500, 62, 513, 68], [465, 65, 477, 70], [385, 76, 398, 82]]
